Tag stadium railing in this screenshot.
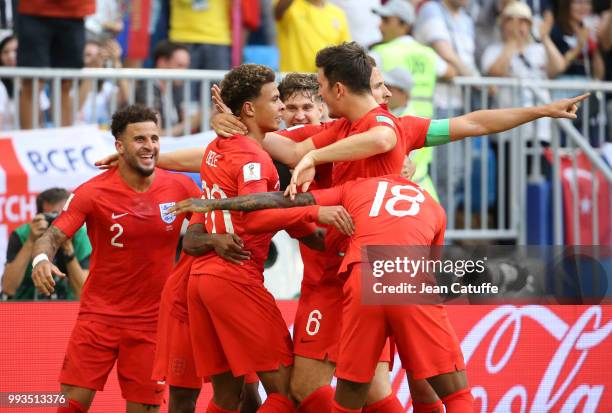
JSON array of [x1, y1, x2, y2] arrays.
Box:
[[0, 67, 609, 245], [445, 77, 611, 245]]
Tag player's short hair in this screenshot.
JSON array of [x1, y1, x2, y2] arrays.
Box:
[[152, 40, 189, 66], [220, 64, 276, 116], [278, 73, 321, 103], [36, 188, 69, 213], [110, 104, 159, 139], [315, 42, 372, 95]]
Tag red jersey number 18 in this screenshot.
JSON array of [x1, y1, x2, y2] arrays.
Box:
[[368, 181, 425, 218]]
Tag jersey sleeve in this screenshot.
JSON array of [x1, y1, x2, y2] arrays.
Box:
[[310, 184, 345, 206], [399, 115, 431, 151], [244, 207, 319, 235], [236, 150, 276, 196], [278, 123, 326, 143], [53, 186, 92, 239], [311, 120, 345, 149]]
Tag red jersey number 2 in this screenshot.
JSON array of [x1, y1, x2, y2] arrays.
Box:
[[202, 180, 235, 234], [368, 181, 425, 218]]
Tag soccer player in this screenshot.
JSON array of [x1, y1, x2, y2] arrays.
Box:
[[152, 214, 261, 413], [211, 68, 403, 413], [167, 174, 474, 412], [185, 63, 354, 413], [31, 105, 202, 413]]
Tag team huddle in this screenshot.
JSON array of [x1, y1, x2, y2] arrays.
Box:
[[30, 42, 586, 413]]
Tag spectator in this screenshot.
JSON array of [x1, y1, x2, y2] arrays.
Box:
[[169, 0, 233, 71], [598, 0, 612, 141], [415, 0, 479, 113], [384, 66, 439, 202], [0, 33, 16, 129], [135, 40, 197, 136], [85, 0, 124, 42], [275, 0, 351, 72], [370, 0, 454, 118], [551, 0, 605, 81], [0, 34, 50, 131], [481, 2, 565, 141], [16, 0, 95, 129], [77, 39, 129, 125], [329, 0, 382, 47], [1, 188, 90, 300], [415, 0, 496, 217]]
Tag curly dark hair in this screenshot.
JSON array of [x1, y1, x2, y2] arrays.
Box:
[[315, 42, 372, 95], [220, 64, 276, 116], [278, 73, 320, 102], [110, 105, 158, 139]]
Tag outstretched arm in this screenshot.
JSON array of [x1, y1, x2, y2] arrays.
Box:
[[448, 94, 589, 140], [169, 191, 316, 215]]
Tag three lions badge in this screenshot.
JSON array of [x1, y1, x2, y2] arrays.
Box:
[[159, 202, 176, 224]]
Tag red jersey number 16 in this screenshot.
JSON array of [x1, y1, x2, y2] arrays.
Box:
[[368, 181, 425, 218]]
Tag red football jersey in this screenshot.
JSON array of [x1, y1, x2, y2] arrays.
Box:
[[53, 167, 201, 331], [191, 135, 318, 284], [398, 115, 431, 152], [312, 175, 446, 275], [310, 106, 406, 186], [277, 123, 336, 190]]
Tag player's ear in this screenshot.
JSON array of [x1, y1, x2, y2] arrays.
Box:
[[243, 101, 256, 118], [115, 136, 125, 154], [334, 82, 344, 99]]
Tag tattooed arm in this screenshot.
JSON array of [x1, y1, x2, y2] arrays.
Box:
[[171, 190, 356, 236], [170, 191, 316, 215], [31, 225, 69, 296], [183, 223, 251, 264]]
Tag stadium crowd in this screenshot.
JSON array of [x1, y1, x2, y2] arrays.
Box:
[[0, 0, 609, 134]]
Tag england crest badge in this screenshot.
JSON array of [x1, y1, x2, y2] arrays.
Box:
[[159, 202, 177, 224]]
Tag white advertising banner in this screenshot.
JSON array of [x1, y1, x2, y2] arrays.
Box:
[[0, 126, 302, 298]]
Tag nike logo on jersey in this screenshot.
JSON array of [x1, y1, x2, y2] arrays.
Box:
[[111, 212, 128, 220]]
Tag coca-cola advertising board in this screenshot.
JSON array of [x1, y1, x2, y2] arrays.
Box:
[[0, 303, 609, 412]]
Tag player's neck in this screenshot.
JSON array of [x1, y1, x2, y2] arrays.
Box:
[[342, 94, 380, 122], [242, 119, 267, 145], [117, 161, 155, 192]]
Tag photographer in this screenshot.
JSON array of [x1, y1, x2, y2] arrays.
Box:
[[1, 188, 90, 300]]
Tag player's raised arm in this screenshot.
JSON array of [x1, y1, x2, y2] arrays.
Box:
[[446, 93, 589, 141], [31, 225, 68, 296], [287, 125, 397, 196], [262, 132, 315, 168]]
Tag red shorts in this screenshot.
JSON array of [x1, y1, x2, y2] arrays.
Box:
[[293, 277, 344, 362], [335, 265, 466, 383], [294, 255, 392, 365], [188, 274, 293, 378], [60, 319, 164, 405], [152, 297, 201, 389]]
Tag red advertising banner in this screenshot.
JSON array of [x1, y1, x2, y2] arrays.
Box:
[[0, 303, 610, 412]]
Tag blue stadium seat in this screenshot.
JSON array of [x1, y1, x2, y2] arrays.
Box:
[[243, 46, 279, 72]]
